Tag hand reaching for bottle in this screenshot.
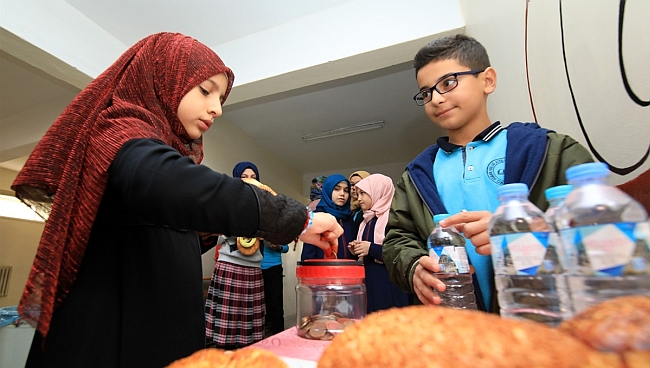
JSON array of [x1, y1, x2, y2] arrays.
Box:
[[439, 210, 492, 255]]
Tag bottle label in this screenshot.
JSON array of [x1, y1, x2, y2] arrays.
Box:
[[490, 232, 550, 275], [560, 221, 650, 276], [543, 232, 567, 274], [429, 246, 470, 274]]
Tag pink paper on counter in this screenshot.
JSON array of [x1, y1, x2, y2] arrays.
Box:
[[251, 328, 331, 362]]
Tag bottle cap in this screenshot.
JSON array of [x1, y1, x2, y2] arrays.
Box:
[[544, 184, 573, 201], [566, 162, 609, 182], [433, 214, 450, 224], [497, 183, 528, 197]]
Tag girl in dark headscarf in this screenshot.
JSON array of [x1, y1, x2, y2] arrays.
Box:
[[232, 161, 260, 181], [205, 161, 266, 349], [301, 174, 359, 260], [12, 33, 342, 367]]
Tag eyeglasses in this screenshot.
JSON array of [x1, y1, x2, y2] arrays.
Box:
[[413, 70, 484, 106]]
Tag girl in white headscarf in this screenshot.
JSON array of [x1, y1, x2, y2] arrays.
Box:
[[349, 174, 410, 314]]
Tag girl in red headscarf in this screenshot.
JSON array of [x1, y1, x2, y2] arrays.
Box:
[[12, 33, 342, 368]]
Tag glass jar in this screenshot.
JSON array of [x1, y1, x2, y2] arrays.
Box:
[[295, 259, 366, 340]]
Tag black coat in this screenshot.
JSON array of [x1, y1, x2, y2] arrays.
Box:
[[26, 138, 305, 368]]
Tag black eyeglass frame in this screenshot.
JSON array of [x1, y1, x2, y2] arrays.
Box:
[[413, 69, 484, 106]]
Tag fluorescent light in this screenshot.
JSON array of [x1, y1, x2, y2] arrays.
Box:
[[302, 121, 385, 141]]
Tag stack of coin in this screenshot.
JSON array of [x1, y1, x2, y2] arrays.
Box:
[[297, 313, 356, 340]]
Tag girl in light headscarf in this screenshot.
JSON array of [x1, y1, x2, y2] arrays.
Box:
[[348, 170, 370, 226], [350, 174, 410, 314]]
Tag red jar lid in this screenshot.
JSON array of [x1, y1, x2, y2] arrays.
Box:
[[296, 259, 365, 279]]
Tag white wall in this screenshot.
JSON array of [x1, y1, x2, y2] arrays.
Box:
[[0, 0, 125, 80], [459, 0, 649, 185], [217, 0, 464, 86]]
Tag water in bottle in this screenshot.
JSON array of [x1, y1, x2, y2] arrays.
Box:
[[545, 185, 574, 275], [428, 214, 477, 310], [558, 162, 650, 313], [488, 183, 572, 326]]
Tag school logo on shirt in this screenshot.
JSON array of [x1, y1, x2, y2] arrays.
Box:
[[487, 157, 505, 185]]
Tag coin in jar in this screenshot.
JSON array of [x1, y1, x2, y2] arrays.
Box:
[[309, 322, 327, 339], [325, 320, 343, 334], [298, 315, 313, 330]]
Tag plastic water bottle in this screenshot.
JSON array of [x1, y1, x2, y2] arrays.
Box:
[[558, 162, 650, 313], [545, 185, 574, 276], [488, 183, 572, 326], [428, 214, 477, 310]]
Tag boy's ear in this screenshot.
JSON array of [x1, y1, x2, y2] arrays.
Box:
[[483, 67, 497, 95]]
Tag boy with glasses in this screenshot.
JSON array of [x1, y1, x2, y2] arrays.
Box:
[[382, 34, 593, 313]]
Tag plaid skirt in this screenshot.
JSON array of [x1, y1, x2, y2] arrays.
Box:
[[205, 261, 265, 348]]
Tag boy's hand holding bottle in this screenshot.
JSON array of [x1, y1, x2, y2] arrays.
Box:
[[413, 209, 490, 306], [413, 255, 446, 305]]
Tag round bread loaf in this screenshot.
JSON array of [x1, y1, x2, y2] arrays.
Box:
[[227, 347, 288, 368], [167, 348, 230, 368], [167, 347, 287, 368], [559, 295, 650, 353], [317, 305, 620, 368]]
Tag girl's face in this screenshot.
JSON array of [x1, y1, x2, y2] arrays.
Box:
[[349, 175, 362, 200], [357, 189, 373, 211], [177, 73, 229, 139], [331, 181, 350, 207], [240, 168, 257, 180]]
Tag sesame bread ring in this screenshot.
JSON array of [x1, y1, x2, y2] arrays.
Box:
[[237, 178, 274, 256], [241, 178, 277, 196], [237, 237, 260, 256]]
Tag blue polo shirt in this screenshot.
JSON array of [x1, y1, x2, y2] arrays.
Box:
[[433, 122, 506, 309], [261, 243, 289, 270]]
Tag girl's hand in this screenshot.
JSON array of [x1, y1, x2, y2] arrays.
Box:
[[347, 241, 357, 256], [298, 212, 343, 255], [353, 240, 371, 257]]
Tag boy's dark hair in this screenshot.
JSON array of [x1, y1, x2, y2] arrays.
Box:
[[413, 34, 491, 75]]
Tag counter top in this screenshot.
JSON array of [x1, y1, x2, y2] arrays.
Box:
[[251, 327, 331, 367]]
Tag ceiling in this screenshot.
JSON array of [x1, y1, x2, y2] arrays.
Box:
[[0, 0, 449, 177]]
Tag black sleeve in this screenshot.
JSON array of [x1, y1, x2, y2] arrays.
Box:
[[198, 233, 220, 254], [250, 184, 307, 245], [109, 138, 306, 244]]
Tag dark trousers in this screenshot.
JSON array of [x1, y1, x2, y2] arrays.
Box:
[[262, 265, 285, 335]]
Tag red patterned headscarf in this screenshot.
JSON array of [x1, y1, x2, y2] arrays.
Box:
[[11, 32, 234, 338]]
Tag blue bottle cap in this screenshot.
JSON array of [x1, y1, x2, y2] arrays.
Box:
[[497, 183, 529, 197], [566, 162, 609, 182], [433, 214, 450, 224], [544, 184, 573, 201]]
